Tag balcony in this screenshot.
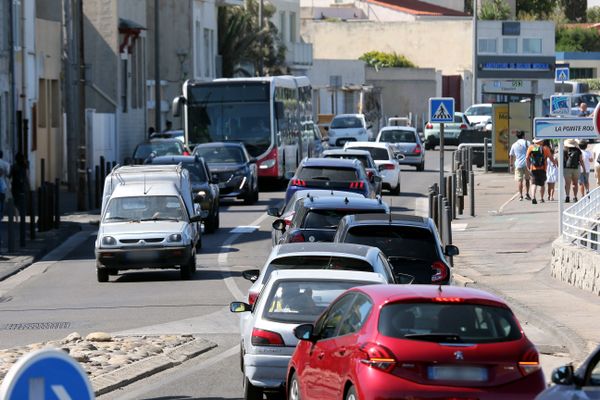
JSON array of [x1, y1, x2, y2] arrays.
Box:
[[285, 42, 313, 69]]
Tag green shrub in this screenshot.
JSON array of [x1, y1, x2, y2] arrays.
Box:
[[359, 51, 417, 69], [556, 26, 600, 51]]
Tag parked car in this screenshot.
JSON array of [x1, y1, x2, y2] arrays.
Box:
[[288, 285, 546, 400], [267, 190, 365, 246], [344, 142, 402, 195], [326, 114, 373, 146], [130, 139, 190, 164], [145, 155, 220, 233], [241, 243, 399, 306], [464, 103, 492, 130], [150, 129, 185, 143], [322, 149, 382, 195], [193, 142, 259, 205], [231, 269, 388, 400], [302, 121, 329, 158], [334, 213, 457, 284], [376, 126, 425, 171], [424, 112, 472, 149], [274, 195, 389, 244], [536, 345, 600, 400], [285, 158, 378, 204]]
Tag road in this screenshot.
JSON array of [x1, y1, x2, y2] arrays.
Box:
[[0, 150, 551, 400]]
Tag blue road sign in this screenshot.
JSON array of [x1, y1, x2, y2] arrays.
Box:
[[429, 97, 455, 123], [555, 67, 570, 82], [550, 95, 571, 116], [0, 348, 95, 400]]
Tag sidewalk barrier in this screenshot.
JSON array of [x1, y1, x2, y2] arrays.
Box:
[[54, 178, 60, 229], [28, 190, 35, 241], [563, 186, 600, 251], [7, 199, 15, 253], [470, 171, 475, 217]]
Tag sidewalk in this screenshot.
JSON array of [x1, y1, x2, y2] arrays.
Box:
[[452, 170, 600, 364], [0, 190, 99, 281]]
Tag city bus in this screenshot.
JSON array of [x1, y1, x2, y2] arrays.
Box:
[[172, 76, 314, 180]]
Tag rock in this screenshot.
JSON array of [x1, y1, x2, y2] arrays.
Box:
[[70, 351, 89, 362], [85, 332, 112, 342], [62, 332, 82, 343], [107, 355, 130, 365], [145, 345, 163, 354]]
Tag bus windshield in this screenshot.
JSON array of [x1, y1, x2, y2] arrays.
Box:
[[186, 83, 271, 157]]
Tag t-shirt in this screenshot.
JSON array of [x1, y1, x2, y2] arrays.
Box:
[[564, 148, 582, 169], [509, 139, 529, 168], [581, 149, 593, 172], [526, 144, 552, 171]]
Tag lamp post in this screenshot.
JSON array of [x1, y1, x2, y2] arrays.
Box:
[[154, 0, 161, 131], [258, 0, 264, 76], [472, 0, 478, 105]]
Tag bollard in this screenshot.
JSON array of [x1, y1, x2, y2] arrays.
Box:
[[100, 156, 106, 180], [433, 194, 439, 228], [19, 201, 26, 247], [54, 178, 60, 229], [442, 198, 449, 244], [28, 190, 36, 240], [95, 166, 100, 209], [37, 186, 43, 232], [445, 176, 453, 221], [428, 189, 435, 219], [40, 158, 46, 185], [445, 205, 454, 266], [470, 171, 475, 217], [483, 138, 489, 173], [46, 183, 54, 231], [87, 168, 93, 211], [7, 199, 15, 253], [437, 194, 444, 236], [451, 172, 457, 220], [467, 147, 473, 172]]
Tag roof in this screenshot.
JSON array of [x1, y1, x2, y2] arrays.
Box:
[[345, 141, 392, 150], [342, 213, 428, 226], [289, 189, 365, 202], [274, 242, 377, 258], [379, 126, 417, 133], [301, 158, 361, 168], [194, 141, 244, 148], [322, 149, 373, 156], [147, 155, 202, 165], [267, 269, 387, 284], [298, 196, 388, 210], [366, 0, 469, 16], [333, 113, 365, 119], [354, 284, 508, 306], [110, 182, 180, 198]]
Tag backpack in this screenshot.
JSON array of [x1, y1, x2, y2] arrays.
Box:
[[529, 145, 545, 168], [566, 148, 580, 169]]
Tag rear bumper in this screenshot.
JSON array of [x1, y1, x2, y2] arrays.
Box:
[[96, 246, 191, 270], [397, 155, 424, 165], [244, 353, 290, 389]]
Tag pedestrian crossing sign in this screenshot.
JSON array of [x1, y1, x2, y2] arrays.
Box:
[[555, 67, 569, 82], [429, 98, 455, 123]]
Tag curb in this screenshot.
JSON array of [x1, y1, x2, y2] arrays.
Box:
[[92, 338, 217, 396]]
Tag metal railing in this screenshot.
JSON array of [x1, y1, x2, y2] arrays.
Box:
[[563, 186, 600, 251]]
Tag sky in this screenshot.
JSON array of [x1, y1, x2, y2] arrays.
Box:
[[590, 0, 600, 7]]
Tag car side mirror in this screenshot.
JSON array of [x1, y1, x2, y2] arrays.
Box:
[[372, 175, 382, 183], [242, 269, 260, 282], [272, 219, 286, 232], [267, 207, 280, 217], [551, 365, 575, 386], [249, 158, 257, 164], [294, 323, 316, 341], [324, 126, 329, 132], [445, 245, 459, 256], [194, 194, 205, 203], [190, 215, 203, 223], [230, 301, 252, 313]]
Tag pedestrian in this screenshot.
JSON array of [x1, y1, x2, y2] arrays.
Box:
[[526, 138, 553, 204], [578, 140, 593, 197], [148, 126, 156, 139], [509, 130, 531, 201], [164, 120, 173, 133], [545, 142, 558, 201], [578, 103, 591, 117], [563, 139, 585, 203], [10, 152, 29, 218], [0, 150, 10, 214]]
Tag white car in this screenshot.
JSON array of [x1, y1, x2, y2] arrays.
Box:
[[376, 126, 425, 171], [326, 114, 373, 147], [230, 269, 388, 399], [464, 103, 492, 129], [424, 112, 472, 149], [344, 141, 402, 195]]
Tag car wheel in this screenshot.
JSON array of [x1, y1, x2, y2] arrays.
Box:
[[345, 385, 358, 400], [244, 185, 257, 205], [180, 254, 195, 280], [390, 179, 401, 195], [288, 372, 301, 400], [205, 210, 217, 234], [417, 161, 425, 171], [96, 265, 109, 283], [243, 377, 263, 400]]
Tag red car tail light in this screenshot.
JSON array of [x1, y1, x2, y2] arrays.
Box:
[[380, 164, 395, 170], [366, 170, 374, 179], [349, 181, 365, 189], [248, 291, 259, 306], [431, 261, 449, 283], [414, 144, 422, 155], [426, 123, 433, 129], [460, 123, 468, 129], [291, 179, 306, 187], [359, 342, 396, 373], [289, 232, 305, 243], [518, 347, 541, 376], [183, 151, 190, 156], [251, 328, 284, 347]]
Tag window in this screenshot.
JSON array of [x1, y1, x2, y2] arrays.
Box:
[[121, 59, 128, 113], [590, 358, 600, 385], [289, 12, 296, 43], [338, 294, 372, 336], [571, 68, 594, 79], [317, 293, 356, 340], [279, 11, 286, 41], [195, 21, 202, 78], [523, 38, 542, 54], [478, 38, 496, 54], [50, 80, 59, 128], [204, 29, 210, 77], [350, 146, 389, 161], [38, 79, 47, 128], [502, 38, 517, 54], [297, 166, 358, 181]]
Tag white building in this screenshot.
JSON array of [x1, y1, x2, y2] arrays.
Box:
[[271, 0, 313, 74]]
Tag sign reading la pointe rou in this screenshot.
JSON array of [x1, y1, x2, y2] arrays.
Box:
[[0, 348, 95, 400], [534, 117, 598, 140]]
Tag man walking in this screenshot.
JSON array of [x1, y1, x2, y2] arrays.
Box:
[[563, 139, 585, 202], [509, 131, 531, 201], [526, 138, 554, 204]]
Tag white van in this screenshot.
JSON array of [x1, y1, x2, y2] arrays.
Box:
[[95, 165, 203, 282]]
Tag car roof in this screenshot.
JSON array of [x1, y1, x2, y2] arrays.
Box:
[[333, 114, 363, 119], [301, 158, 361, 168], [322, 149, 372, 156], [273, 242, 377, 258], [379, 126, 417, 133], [290, 189, 365, 201], [144, 138, 183, 144], [354, 284, 508, 306], [341, 213, 429, 227], [345, 141, 391, 149], [266, 269, 387, 284], [299, 196, 387, 210], [147, 155, 202, 165], [111, 182, 181, 198]]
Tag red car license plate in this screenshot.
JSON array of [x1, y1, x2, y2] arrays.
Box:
[[428, 366, 488, 382]]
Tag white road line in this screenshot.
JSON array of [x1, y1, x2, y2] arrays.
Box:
[[498, 192, 520, 213], [230, 226, 260, 234]]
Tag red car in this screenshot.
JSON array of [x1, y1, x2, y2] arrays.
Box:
[[287, 285, 545, 400]]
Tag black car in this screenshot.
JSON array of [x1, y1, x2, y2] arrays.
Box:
[[193, 142, 259, 205], [333, 213, 458, 285], [130, 139, 190, 164], [145, 155, 220, 233], [273, 196, 389, 244]]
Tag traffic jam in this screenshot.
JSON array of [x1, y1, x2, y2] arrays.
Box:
[[86, 76, 595, 400]]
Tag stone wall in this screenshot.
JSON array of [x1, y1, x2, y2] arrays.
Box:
[[551, 239, 600, 296]]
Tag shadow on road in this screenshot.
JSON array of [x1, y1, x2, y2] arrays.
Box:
[[111, 268, 243, 283]]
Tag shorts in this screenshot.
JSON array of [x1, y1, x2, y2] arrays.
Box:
[[531, 169, 547, 186], [564, 168, 579, 182], [579, 172, 589, 185], [514, 167, 530, 182]]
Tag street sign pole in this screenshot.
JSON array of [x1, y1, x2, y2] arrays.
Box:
[[440, 123, 445, 190], [558, 140, 564, 235]]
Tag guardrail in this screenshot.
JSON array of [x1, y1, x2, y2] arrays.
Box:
[[562, 186, 600, 251]]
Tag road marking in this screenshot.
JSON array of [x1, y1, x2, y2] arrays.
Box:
[[498, 192, 520, 213], [452, 223, 468, 231], [230, 226, 260, 234]]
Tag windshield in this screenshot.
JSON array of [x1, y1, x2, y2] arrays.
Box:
[[297, 167, 359, 181], [187, 83, 271, 157], [324, 154, 371, 169], [345, 226, 437, 261], [465, 106, 492, 117], [262, 256, 374, 284], [379, 130, 416, 143], [378, 302, 522, 344], [134, 142, 183, 160], [350, 147, 389, 161], [184, 164, 207, 183], [303, 209, 385, 229], [103, 196, 186, 222], [331, 116, 362, 129], [195, 146, 245, 164], [262, 280, 367, 323]]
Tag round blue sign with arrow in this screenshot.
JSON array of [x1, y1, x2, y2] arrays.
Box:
[[0, 348, 95, 400]]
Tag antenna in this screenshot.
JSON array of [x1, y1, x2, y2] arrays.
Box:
[[344, 197, 349, 204]]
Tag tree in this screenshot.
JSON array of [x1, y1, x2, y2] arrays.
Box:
[[561, 0, 587, 22], [556, 26, 600, 51], [359, 51, 416, 69], [479, 0, 511, 20], [516, 0, 557, 19], [587, 6, 600, 22]]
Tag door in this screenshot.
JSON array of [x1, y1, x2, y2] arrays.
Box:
[[442, 75, 462, 112]]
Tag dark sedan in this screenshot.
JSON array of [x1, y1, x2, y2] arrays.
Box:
[[145, 155, 220, 233], [130, 139, 190, 164], [193, 142, 259, 205]]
